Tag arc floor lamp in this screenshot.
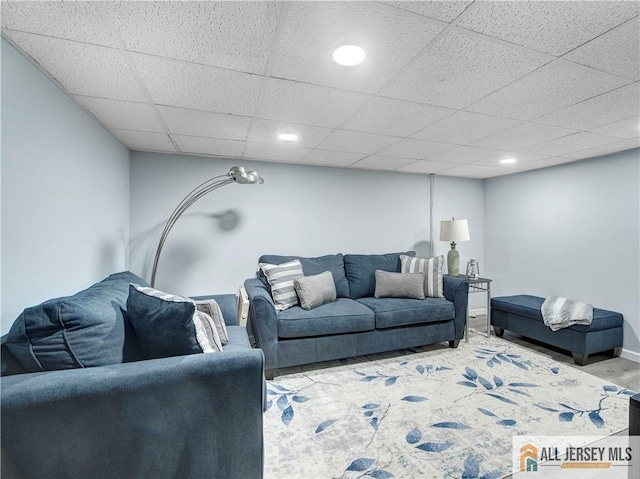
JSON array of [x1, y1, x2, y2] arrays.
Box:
[[150, 166, 263, 287]]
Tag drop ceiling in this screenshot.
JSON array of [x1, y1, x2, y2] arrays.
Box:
[[2, 1, 639, 178]]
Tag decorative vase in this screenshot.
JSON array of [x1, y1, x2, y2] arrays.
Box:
[[466, 259, 479, 279]]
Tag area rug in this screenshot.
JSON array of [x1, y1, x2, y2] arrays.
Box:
[[263, 334, 635, 479]]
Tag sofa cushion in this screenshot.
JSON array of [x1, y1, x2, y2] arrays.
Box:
[[258, 254, 350, 298], [127, 284, 223, 359], [374, 271, 425, 300], [3, 271, 148, 373], [356, 297, 455, 329], [491, 295, 623, 332], [344, 252, 415, 299], [294, 271, 337, 310], [277, 299, 375, 339], [259, 260, 304, 311]]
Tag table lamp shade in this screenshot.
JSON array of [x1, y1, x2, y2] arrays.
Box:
[[440, 218, 470, 276], [440, 219, 470, 242]]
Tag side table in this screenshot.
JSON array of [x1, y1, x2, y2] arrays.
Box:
[[458, 275, 492, 342]]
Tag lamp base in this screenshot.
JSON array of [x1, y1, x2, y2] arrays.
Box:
[[447, 243, 460, 276]]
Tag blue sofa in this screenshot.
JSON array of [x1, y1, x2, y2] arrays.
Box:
[[1, 272, 265, 479], [244, 253, 469, 378]]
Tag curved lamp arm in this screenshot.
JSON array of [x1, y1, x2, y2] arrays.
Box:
[[150, 166, 263, 287]]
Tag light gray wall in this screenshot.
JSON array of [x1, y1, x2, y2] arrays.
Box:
[[1, 39, 131, 333], [129, 152, 485, 304], [484, 149, 640, 359]]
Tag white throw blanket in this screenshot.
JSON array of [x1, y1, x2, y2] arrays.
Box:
[[541, 296, 593, 331]]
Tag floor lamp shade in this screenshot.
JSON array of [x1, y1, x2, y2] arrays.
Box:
[[439, 219, 470, 276], [150, 166, 263, 287]]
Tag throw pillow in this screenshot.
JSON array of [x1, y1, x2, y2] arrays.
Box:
[[194, 298, 229, 345], [374, 270, 426, 300], [293, 271, 337, 310], [2, 271, 149, 373], [259, 259, 304, 311], [400, 254, 445, 298], [127, 284, 222, 359]]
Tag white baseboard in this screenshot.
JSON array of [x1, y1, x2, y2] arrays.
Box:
[[469, 308, 487, 318], [621, 348, 640, 363]]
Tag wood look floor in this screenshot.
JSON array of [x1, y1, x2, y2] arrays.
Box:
[[469, 315, 640, 392]]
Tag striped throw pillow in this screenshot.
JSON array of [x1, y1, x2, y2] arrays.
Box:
[[400, 254, 444, 298], [259, 259, 304, 311]]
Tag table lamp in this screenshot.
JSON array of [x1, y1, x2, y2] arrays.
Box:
[[439, 218, 470, 276]]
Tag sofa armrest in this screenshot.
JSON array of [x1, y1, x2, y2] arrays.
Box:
[[1, 350, 265, 479], [244, 277, 278, 371], [443, 275, 469, 340]]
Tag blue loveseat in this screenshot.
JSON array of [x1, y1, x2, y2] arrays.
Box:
[[244, 253, 469, 378], [1, 272, 265, 479]]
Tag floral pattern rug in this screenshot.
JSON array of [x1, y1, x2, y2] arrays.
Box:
[[263, 334, 635, 479]]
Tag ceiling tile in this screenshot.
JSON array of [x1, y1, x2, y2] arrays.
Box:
[[397, 160, 460, 174], [300, 150, 365, 168], [523, 132, 619, 157], [243, 142, 310, 163], [412, 110, 521, 144], [375, 138, 455, 160], [1, 1, 115, 47], [174, 136, 245, 158], [246, 119, 332, 149], [425, 146, 506, 164], [132, 54, 263, 116], [535, 82, 640, 130], [590, 116, 640, 139], [73, 96, 164, 132], [103, 1, 280, 75], [157, 106, 252, 141], [563, 17, 639, 81], [111, 129, 175, 152], [456, 1, 639, 56], [380, 28, 550, 109], [471, 122, 576, 150], [255, 78, 370, 128], [468, 60, 629, 121], [350, 155, 417, 171], [342, 97, 454, 137], [316, 130, 399, 155], [561, 138, 640, 160], [267, 2, 444, 93], [439, 164, 497, 177], [5, 32, 147, 102], [384, 1, 474, 23]]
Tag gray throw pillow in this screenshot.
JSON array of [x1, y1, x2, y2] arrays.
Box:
[[294, 271, 337, 310], [194, 299, 229, 345], [374, 270, 426, 300]]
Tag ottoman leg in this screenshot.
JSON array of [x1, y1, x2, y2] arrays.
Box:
[[449, 339, 460, 349], [609, 347, 622, 358], [572, 352, 588, 366], [493, 326, 504, 337]]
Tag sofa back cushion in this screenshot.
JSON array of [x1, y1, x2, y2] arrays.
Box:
[[257, 253, 350, 298], [344, 252, 415, 299], [2, 271, 148, 374]]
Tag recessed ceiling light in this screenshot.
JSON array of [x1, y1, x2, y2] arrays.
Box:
[[332, 45, 365, 66], [500, 158, 517, 165], [278, 133, 298, 142]]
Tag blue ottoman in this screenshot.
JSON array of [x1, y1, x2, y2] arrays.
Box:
[[491, 295, 623, 366]]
